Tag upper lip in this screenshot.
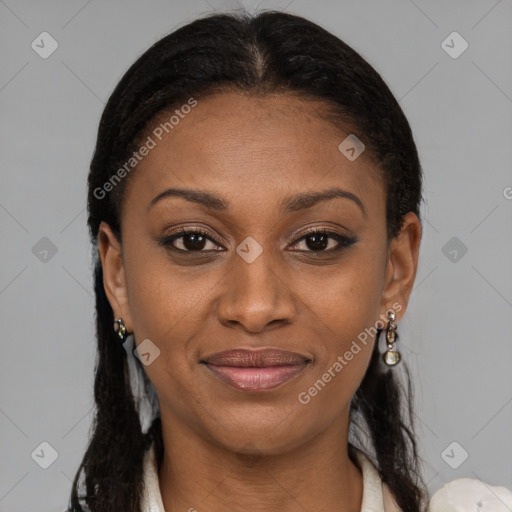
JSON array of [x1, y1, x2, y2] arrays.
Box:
[[202, 349, 311, 367]]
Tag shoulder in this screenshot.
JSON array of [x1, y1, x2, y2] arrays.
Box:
[[427, 477, 512, 512]]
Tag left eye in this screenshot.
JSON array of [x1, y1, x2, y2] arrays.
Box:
[[160, 228, 357, 253], [289, 229, 357, 252]]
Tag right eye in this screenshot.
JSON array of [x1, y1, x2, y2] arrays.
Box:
[[159, 228, 225, 253]]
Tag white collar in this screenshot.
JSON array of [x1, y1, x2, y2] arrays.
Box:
[[141, 441, 400, 512]]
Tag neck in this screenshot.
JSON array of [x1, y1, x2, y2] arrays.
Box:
[[157, 410, 363, 512]]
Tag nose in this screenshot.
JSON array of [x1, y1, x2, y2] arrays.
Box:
[[216, 250, 297, 333]]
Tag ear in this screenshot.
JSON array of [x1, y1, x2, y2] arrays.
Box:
[[380, 212, 422, 322], [97, 221, 132, 331]]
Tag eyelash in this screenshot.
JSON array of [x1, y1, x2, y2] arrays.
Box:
[[159, 227, 358, 255]]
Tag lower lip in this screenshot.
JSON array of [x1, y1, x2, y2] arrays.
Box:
[[204, 363, 309, 391]]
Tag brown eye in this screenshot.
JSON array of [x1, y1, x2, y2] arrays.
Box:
[[160, 228, 223, 252], [289, 229, 358, 252]]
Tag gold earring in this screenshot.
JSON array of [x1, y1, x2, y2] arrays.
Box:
[[383, 310, 401, 366], [113, 317, 128, 344]]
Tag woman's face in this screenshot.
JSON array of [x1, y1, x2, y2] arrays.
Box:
[[99, 91, 421, 454]]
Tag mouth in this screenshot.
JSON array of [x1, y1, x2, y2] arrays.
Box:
[[201, 348, 312, 392]]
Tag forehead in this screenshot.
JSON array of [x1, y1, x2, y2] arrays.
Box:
[[124, 91, 384, 219]]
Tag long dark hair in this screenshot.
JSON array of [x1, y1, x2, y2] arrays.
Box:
[[69, 9, 428, 511]]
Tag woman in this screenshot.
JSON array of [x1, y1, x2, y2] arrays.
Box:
[[67, 9, 511, 512]]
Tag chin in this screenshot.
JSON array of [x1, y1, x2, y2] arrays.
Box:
[[205, 415, 311, 456]]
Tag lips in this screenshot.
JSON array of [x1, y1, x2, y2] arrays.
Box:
[[204, 348, 310, 367], [201, 348, 311, 391]]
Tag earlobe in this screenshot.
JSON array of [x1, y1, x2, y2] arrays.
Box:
[[97, 221, 132, 329], [380, 212, 422, 321]]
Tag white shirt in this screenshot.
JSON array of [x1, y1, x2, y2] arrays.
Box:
[[140, 442, 512, 512]]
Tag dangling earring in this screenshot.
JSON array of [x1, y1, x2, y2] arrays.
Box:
[[383, 310, 401, 366], [113, 317, 128, 344]]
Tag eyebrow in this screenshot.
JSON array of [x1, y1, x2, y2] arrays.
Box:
[[147, 186, 367, 217]]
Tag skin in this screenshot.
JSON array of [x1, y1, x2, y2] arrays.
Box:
[[98, 91, 421, 512]]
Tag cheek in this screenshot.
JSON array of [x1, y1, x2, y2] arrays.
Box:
[[296, 248, 385, 334], [122, 236, 212, 338], [291, 250, 384, 395], [121, 246, 223, 398], [294, 268, 380, 420]]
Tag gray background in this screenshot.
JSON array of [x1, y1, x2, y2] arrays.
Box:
[[1, 0, 511, 510]]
